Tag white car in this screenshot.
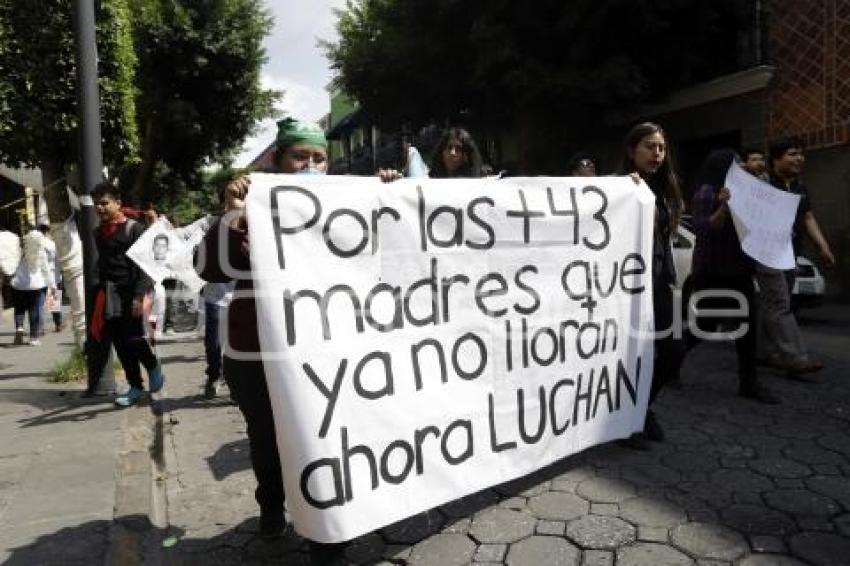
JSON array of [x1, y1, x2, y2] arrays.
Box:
[[670, 218, 825, 310], [790, 255, 826, 309]]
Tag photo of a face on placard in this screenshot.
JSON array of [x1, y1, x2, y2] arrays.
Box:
[[127, 218, 206, 291], [127, 219, 185, 284]]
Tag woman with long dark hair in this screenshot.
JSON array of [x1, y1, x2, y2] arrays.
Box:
[[378, 126, 485, 181], [428, 126, 484, 178], [690, 148, 778, 404], [619, 122, 684, 447]]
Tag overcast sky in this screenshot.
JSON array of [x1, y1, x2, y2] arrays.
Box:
[[234, 0, 348, 167]]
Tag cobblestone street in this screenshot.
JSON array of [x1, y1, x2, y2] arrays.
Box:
[[157, 304, 850, 565]]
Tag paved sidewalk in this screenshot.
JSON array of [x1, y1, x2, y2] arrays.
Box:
[[0, 309, 125, 565], [157, 305, 850, 565]]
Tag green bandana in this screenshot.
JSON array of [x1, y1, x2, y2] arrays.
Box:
[[276, 117, 327, 150]]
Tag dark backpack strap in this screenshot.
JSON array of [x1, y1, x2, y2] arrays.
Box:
[[123, 218, 138, 241]]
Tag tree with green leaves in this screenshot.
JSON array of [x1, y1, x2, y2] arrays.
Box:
[[0, 0, 277, 343], [0, 0, 138, 346], [0, 0, 138, 221], [127, 0, 278, 205], [325, 0, 748, 171]]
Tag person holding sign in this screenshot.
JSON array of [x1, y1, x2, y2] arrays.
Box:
[[768, 137, 836, 268], [690, 149, 779, 404], [754, 137, 834, 376], [620, 122, 685, 446], [379, 126, 485, 181], [743, 147, 821, 376], [196, 118, 335, 549]]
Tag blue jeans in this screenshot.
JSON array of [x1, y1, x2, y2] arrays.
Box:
[[13, 288, 46, 338], [204, 302, 225, 383]]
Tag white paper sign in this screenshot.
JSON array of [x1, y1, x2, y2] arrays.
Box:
[[127, 218, 204, 291], [724, 161, 800, 269], [244, 174, 656, 542]]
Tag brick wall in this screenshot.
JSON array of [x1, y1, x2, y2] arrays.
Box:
[[768, 0, 850, 148]]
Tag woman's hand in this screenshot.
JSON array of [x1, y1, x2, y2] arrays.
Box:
[[628, 172, 641, 185], [708, 187, 731, 229], [377, 168, 403, 183]]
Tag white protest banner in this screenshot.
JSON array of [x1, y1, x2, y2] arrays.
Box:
[[244, 174, 656, 543], [724, 161, 800, 270], [127, 218, 204, 291]]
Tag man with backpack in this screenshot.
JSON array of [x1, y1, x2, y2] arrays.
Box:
[[87, 182, 164, 405]]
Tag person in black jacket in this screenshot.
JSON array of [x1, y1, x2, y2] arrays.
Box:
[[86, 182, 164, 405], [619, 122, 685, 447]]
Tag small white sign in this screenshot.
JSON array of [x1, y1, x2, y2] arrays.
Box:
[[725, 161, 800, 270], [127, 218, 204, 291]]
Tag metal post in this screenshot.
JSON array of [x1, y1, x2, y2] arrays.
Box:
[[72, 0, 115, 394]]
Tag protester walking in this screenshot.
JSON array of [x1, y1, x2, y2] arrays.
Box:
[[197, 117, 345, 563], [690, 149, 778, 404], [10, 227, 54, 346], [39, 224, 64, 332], [619, 122, 685, 446], [740, 143, 824, 378], [86, 182, 164, 405]]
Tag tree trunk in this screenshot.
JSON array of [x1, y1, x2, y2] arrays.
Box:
[[130, 114, 158, 205], [40, 157, 86, 348]]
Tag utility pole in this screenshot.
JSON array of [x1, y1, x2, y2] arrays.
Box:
[[72, 0, 115, 394]]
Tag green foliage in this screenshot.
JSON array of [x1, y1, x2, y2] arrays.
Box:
[[145, 165, 245, 226], [48, 349, 88, 383], [47, 348, 122, 383], [325, 0, 745, 133], [0, 0, 139, 169], [129, 0, 280, 202], [0, 0, 276, 217]]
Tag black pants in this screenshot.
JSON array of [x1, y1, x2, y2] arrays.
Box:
[[691, 273, 757, 381], [650, 284, 684, 404], [13, 288, 46, 338], [89, 312, 158, 390], [222, 356, 284, 514], [204, 302, 224, 383]]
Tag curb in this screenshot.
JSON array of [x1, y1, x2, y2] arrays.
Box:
[[104, 397, 166, 566]]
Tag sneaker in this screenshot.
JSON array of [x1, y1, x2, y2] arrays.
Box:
[[28, 338, 41, 346], [259, 509, 286, 539], [203, 380, 218, 399], [114, 387, 144, 407], [148, 364, 165, 393], [13, 328, 24, 345], [739, 382, 780, 405], [644, 410, 665, 442]]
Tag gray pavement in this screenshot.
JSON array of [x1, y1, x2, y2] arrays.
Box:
[[0, 308, 125, 565], [156, 303, 850, 565]]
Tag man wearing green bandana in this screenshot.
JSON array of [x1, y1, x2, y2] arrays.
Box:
[[198, 117, 348, 561], [272, 117, 329, 175]]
